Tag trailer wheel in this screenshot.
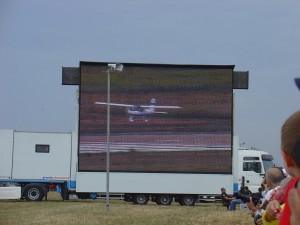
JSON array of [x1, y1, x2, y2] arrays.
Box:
[[156, 195, 173, 205], [133, 194, 149, 205], [23, 184, 45, 201], [179, 195, 196, 206]]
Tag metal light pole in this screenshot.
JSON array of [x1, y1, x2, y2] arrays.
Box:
[[104, 63, 123, 211], [105, 68, 111, 211]]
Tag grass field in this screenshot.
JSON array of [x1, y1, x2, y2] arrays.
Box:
[[0, 192, 253, 225]]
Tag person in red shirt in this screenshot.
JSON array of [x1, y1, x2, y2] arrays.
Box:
[[264, 111, 300, 225], [288, 182, 300, 225]]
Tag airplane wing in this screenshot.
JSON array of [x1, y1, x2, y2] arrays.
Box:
[[95, 101, 182, 109], [95, 102, 134, 107], [140, 105, 182, 109]]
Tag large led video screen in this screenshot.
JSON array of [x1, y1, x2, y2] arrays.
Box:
[[79, 62, 233, 173]]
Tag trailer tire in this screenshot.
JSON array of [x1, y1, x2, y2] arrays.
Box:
[[156, 195, 173, 205], [179, 195, 196, 206], [133, 194, 149, 205], [23, 184, 45, 201]]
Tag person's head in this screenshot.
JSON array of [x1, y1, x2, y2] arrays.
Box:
[[240, 186, 250, 194], [281, 111, 300, 177], [265, 167, 285, 189], [221, 187, 226, 193]]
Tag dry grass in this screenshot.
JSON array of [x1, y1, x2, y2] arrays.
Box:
[[0, 192, 253, 225]]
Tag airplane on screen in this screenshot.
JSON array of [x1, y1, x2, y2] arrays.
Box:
[[95, 98, 181, 123]]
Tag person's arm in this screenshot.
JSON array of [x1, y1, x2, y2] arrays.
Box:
[[255, 218, 263, 225], [265, 200, 281, 222], [247, 197, 258, 212], [260, 199, 269, 210], [224, 195, 235, 201]]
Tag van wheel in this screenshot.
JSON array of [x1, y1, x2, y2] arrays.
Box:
[[179, 195, 196, 206], [23, 184, 45, 201], [133, 194, 149, 205], [156, 195, 173, 205]]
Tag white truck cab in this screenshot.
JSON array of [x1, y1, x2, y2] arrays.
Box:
[[237, 148, 275, 193]]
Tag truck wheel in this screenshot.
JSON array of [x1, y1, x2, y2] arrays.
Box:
[[23, 184, 45, 201], [156, 195, 173, 205], [133, 194, 149, 205], [179, 195, 196, 206]]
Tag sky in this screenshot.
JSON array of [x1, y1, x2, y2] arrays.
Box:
[[1, 0, 300, 166]]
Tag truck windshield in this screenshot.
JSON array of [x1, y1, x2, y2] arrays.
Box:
[[262, 154, 275, 172]]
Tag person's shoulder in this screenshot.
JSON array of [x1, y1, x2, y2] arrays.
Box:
[[287, 177, 298, 190], [284, 177, 299, 201], [284, 177, 300, 194], [221, 192, 227, 197]]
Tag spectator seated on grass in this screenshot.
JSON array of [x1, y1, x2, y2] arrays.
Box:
[[221, 187, 235, 209], [227, 186, 252, 211]]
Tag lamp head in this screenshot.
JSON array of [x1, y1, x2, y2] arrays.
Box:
[[108, 63, 123, 72]]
